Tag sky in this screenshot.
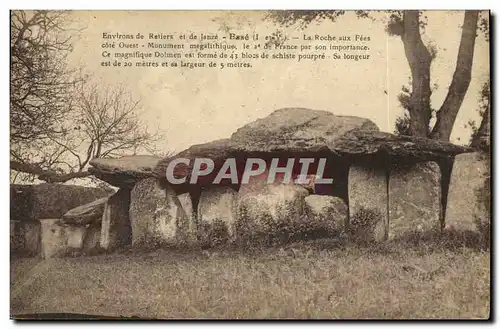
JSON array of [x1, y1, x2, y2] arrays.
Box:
[[67, 10, 489, 154]]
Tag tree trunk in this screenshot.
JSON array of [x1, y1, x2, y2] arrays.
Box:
[[401, 11, 433, 138], [430, 11, 479, 141]]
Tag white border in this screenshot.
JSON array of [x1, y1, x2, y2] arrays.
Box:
[[2, 1, 497, 328]]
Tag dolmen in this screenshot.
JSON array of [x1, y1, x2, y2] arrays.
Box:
[[15, 108, 489, 258], [10, 184, 110, 257]]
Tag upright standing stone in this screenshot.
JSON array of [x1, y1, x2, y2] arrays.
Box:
[[100, 188, 132, 251], [388, 162, 441, 239], [23, 221, 41, 255], [198, 186, 237, 244], [39, 219, 86, 259], [446, 152, 490, 231], [83, 222, 102, 254], [10, 220, 22, 252], [177, 193, 194, 223], [348, 165, 388, 242], [10, 220, 41, 256], [236, 170, 310, 242], [130, 178, 190, 247]]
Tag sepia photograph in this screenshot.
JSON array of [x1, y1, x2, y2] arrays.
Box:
[[9, 9, 491, 320]]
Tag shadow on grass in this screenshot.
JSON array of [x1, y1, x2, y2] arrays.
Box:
[[11, 227, 489, 263], [388, 229, 490, 252], [109, 228, 490, 260]]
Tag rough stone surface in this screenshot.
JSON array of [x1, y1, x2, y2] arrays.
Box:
[[10, 184, 109, 223], [39, 219, 86, 259], [389, 162, 441, 239], [178, 193, 194, 232], [154, 108, 469, 195], [130, 178, 191, 247], [446, 152, 490, 232], [100, 188, 132, 251], [236, 172, 310, 243], [304, 195, 348, 235], [198, 186, 238, 245], [334, 131, 471, 160], [10, 220, 41, 256], [82, 222, 102, 254], [62, 197, 108, 226], [348, 165, 388, 242], [10, 220, 21, 251], [229, 108, 469, 159], [89, 155, 162, 188], [154, 139, 242, 194], [230, 108, 379, 153]]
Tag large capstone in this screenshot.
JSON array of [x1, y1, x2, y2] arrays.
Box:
[[230, 107, 379, 153], [89, 155, 162, 189], [388, 161, 441, 239], [130, 178, 191, 248], [154, 108, 468, 201], [348, 164, 387, 242], [100, 188, 132, 251], [446, 152, 490, 232], [62, 197, 108, 226]]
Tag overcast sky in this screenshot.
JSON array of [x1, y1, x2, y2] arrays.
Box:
[[68, 10, 490, 154]]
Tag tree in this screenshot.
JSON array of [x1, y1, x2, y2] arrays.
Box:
[[469, 80, 490, 151], [267, 10, 487, 141], [394, 80, 438, 137], [429, 11, 480, 141], [11, 10, 79, 181], [10, 10, 162, 183]]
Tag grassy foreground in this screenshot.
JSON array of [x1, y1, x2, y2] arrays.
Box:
[[10, 237, 490, 320]]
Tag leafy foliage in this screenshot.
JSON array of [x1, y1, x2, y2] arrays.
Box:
[[473, 152, 490, 250], [478, 12, 490, 42], [266, 10, 486, 141], [468, 80, 490, 149], [394, 81, 438, 136]]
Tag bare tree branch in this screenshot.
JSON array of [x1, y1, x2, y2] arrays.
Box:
[[10, 10, 164, 183]]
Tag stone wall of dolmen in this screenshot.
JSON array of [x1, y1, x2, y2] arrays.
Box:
[[10, 152, 490, 259]]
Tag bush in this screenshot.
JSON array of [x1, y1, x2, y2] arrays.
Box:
[[474, 153, 491, 250], [348, 207, 383, 244], [199, 219, 230, 248]]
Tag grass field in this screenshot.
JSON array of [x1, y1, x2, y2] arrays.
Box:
[[10, 234, 490, 320]]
